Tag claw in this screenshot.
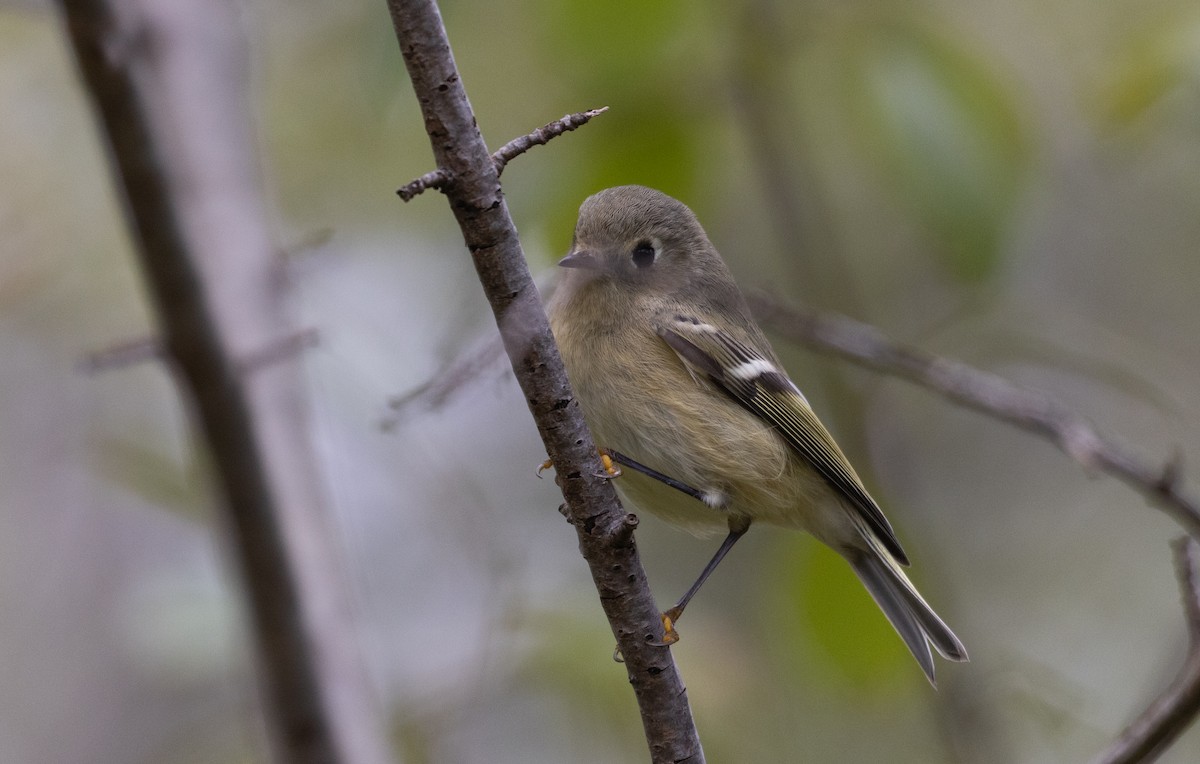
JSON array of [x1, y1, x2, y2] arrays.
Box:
[[540, 452, 620, 480], [650, 611, 681, 647], [598, 449, 622, 479]]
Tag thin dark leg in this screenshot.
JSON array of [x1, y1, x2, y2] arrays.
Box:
[[667, 524, 748, 621], [604, 449, 707, 502], [599, 449, 747, 645], [658, 523, 749, 644]]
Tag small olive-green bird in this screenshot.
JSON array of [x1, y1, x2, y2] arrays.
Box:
[[547, 185, 967, 685]]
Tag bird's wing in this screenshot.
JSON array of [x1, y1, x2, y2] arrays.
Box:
[[656, 312, 909, 565]]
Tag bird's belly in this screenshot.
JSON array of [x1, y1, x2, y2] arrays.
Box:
[[584, 377, 835, 538], [555, 311, 853, 542]]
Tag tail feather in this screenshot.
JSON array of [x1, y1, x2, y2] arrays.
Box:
[[848, 541, 968, 687]]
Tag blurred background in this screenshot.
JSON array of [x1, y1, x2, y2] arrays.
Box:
[[4, 0, 1200, 761]]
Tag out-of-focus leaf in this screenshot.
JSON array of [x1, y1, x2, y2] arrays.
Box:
[[117, 572, 241, 686], [528, 0, 711, 253], [533, 0, 688, 87], [1097, 17, 1200, 127], [536, 101, 703, 251], [94, 437, 205, 519], [769, 537, 909, 689], [515, 609, 648, 752], [841, 22, 1028, 283]]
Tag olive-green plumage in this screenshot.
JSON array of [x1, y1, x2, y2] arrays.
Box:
[[548, 185, 967, 685]]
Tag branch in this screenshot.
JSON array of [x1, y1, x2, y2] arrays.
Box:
[[381, 335, 506, 431], [750, 294, 1200, 761], [56, 1, 393, 762], [384, 2, 704, 762], [396, 107, 609, 201], [490, 107, 608, 175], [1091, 538, 1200, 764], [745, 294, 1200, 539], [80, 335, 163, 373]]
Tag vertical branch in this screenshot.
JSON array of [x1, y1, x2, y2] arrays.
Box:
[[384, 1, 705, 761], [56, 1, 394, 762]]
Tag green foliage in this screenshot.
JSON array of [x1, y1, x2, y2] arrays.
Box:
[[514, 609, 649, 757], [1097, 15, 1200, 127], [769, 537, 910, 690], [94, 437, 206, 520], [526, 0, 714, 249], [118, 571, 241, 685], [840, 21, 1028, 282]]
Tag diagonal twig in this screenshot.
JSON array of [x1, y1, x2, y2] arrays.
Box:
[[746, 294, 1200, 539], [381, 335, 506, 431], [396, 107, 608, 201], [79, 335, 164, 373], [490, 107, 608, 175], [750, 294, 1200, 763]]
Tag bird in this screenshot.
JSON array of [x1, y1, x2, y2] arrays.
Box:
[[546, 184, 967, 685]]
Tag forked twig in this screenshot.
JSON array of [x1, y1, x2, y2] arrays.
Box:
[[396, 107, 608, 201]]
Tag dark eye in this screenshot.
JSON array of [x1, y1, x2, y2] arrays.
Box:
[[631, 240, 656, 268]]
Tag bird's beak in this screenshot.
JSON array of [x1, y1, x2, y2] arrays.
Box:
[[557, 250, 602, 270]]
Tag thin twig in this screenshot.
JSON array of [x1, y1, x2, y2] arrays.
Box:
[[396, 107, 609, 201], [381, 335, 506, 431], [57, 1, 393, 762], [1090, 539, 1200, 764], [396, 167, 451, 201], [83, 329, 318, 377], [754, 294, 1200, 762], [239, 328, 321, 373], [79, 335, 163, 373], [490, 107, 608, 176], [385, 2, 704, 762], [746, 294, 1200, 539], [1182, 539, 1200, 641]]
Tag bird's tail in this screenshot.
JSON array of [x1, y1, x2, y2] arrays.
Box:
[[847, 534, 968, 687]]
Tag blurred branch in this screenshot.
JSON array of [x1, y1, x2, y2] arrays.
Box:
[[381, 335, 505, 431], [1091, 538, 1200, 764], [80, 335, 163, 373], [384, 2, 705, 762], [746, 294, 1200, 539], [396, 107, 608, 201], [56, 1, 394, 763], [82, 329, 319, 375]]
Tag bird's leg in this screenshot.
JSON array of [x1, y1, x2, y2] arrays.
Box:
[[542, 448, 742, 647], [540, 448, 708, 494], [602, 449, 706, 501], [598, 450, 749, 645], [658, 520, 749, 645]]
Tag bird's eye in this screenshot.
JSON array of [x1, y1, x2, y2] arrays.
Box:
[[632, 240, 657, 268]]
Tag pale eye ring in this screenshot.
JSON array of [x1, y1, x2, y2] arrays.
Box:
[[631, 240, 657, 268]]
